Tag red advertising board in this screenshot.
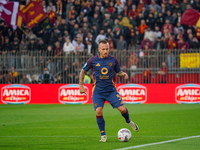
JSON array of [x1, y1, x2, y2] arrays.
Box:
[[0, 84, 200, 104]]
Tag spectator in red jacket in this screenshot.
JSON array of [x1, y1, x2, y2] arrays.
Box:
[[158, 62, 168, 83], [178, 38, 190, 52], [143, 67, 153, 83]]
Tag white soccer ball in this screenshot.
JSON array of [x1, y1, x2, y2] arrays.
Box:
[[117, 128, 132, 142]]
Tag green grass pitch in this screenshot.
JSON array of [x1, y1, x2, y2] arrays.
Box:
[[0, 104, 200, 150]]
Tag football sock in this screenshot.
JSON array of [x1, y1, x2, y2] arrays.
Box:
[[121, 108, 131, 123], [96, 115, 106, 136]]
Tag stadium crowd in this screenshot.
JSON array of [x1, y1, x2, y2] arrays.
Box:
[[0, 0, 200, 84]]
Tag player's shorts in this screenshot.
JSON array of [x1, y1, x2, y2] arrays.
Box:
[[92, 89, 124, 110]]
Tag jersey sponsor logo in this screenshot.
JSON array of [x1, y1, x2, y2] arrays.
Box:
[[96, 63, 100, 66], [175, 84, 200, 104], [58, 84, 89, 104], [1, 84, 31, 104], [117, 84, 147, 104], [101, 67, 108, 75]]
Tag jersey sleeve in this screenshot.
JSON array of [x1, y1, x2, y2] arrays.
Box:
[[82, 57, 93, 72], [114, 58, 121, 73]]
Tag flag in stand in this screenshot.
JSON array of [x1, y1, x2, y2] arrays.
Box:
[[0, 1, 20, 29], [18, 1, 46, 28], [180, 9, 200, 27]]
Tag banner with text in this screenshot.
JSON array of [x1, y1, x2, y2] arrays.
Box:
[[0, 84, 200, 104]]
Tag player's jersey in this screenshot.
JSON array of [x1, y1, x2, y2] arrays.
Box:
[[83, 55, 121, 93]]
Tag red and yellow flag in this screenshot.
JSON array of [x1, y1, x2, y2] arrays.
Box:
[[18, 1, 46, 28], [180, 9, 200, 27]]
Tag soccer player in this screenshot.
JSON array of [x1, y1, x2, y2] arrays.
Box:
[[79, 40, 139, 142]]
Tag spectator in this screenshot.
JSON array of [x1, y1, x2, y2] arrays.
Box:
[[129, 73, 138, 83], [81, 2, 90, 17], [19, 74, 30, 84], [190, 37, 200, 49], [128, 39, 137, 51], [83, 72, 92, 84], [153, 26, 162, 40], [192, 0, 200, 12], [121, 5, 129, 17], [143, 67, 153, 83], [2, 36, 11, 67], [136, 12, 144, 27], [9, 66, 18, 84], [128, 4, 138, 21], [140, 37, 153, 49], [54, 41, 63, 72], [95, 29, 106, 45], [11, 37, 20, 68], [156, 12, 165, 29], [145, 13, 155, 30], [166, 0, 176, 13], [180, 0, 189, 13], [161, 19, 174, 35], [63, 36, 74, 65], [144, 27, 154, 42], [56, 0, 63, 15], [128, 52, 139, 70], [46, 45, 55, 73], [20, 39, 28, 68], [115, 0, 124, 14], [134, 29, 143, 49], [61, 63, 70, 83], [55, 75, 62, 83], [39, 67, 55, 84], [138, 19, 148, 35], [149, 0, 161, 12], [116, 35, 127, 51], [178, 38, 190, 52], [174, 22, 184, 36], [157, 62, 168, 83], [68, 62, 79, 83], [31, 75, 38, 84]]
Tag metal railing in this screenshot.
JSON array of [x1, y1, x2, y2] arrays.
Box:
[[0, 49, 199, 84]]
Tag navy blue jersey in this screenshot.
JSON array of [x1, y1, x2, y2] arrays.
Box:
[[83, 55, 121, 93]]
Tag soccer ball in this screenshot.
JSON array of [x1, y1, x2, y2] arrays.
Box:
[[117, 128, 132, 142]]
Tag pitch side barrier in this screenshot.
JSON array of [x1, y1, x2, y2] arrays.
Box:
[[0, 49, 199, 84], [0, 84, 200, 104]]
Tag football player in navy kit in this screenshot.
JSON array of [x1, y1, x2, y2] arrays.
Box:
[[79, 40, 139, 142]]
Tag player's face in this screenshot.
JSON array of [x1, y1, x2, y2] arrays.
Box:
[[98, 43, 109, 59]]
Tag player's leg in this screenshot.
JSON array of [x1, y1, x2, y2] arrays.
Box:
[[96, 107, 107, 142], [106, 90, 139, 132], [117, 105, 139, 132], [92, 93, 107, 142]]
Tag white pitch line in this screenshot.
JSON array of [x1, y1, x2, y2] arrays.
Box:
[[114, 135, 200, 150]]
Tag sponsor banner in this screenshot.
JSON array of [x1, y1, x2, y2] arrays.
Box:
[[1, 84, 31, 104], [175, 84, 200, 104], [0, 84, 200, 104], [58, 84, 89, 104], [117, 84, 147, 104], [180, 53, 200, 68]]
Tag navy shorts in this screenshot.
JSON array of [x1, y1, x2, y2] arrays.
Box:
[[92, 89, 124, 110]]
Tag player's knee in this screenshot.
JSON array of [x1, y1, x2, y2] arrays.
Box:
[[96, 107, 103, 116], [118, 106, 126, 114]]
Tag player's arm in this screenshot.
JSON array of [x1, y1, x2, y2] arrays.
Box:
[[116, 71, 128, 79], [79, 69, 87, 95]]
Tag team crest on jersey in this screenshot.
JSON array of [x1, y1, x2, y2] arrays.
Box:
[[96, 63, 100, 66], [109, 62, 113, 67]]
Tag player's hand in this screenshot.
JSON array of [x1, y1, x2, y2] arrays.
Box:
[[79, 86, 87, 95], [122, 72, 128, 79]]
